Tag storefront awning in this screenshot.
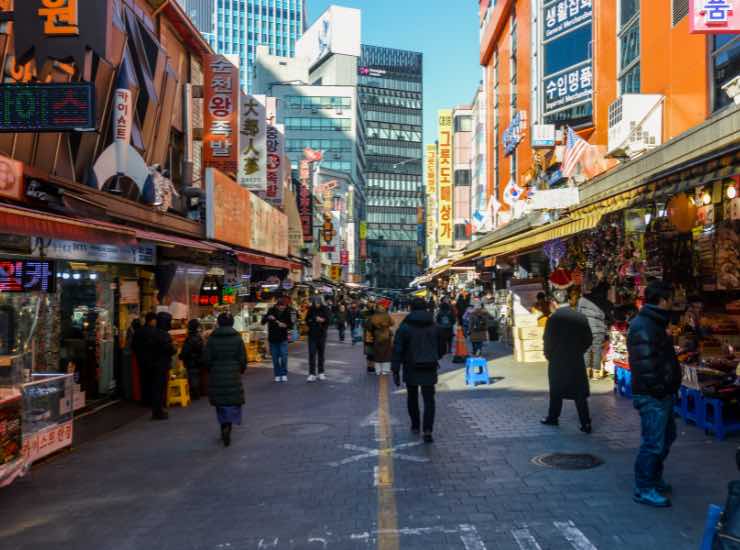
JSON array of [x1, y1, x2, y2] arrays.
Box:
[[235, 252, 301, 271], [133, 229, 217, 253], [0, 204, 137, 245]]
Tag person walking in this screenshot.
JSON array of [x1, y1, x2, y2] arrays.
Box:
[[348, 302, 362, 345], [179, 319, 206, 400], [336, 303, 348, 342], [132, 312, 157, 406], [368, 302, 394, 375], [540, 288, 593, 433], [627, 280, 681, 508], [306, 296, 331, 382], [362, 298, 377, 373], [456, 291, 470, 325], [436, 298, 456, 355], [468, 303, 492, 356], [262, 297, 293, 383], [392, 298, 443, 443], [150, 312, 177, 420], [206, 313, 247, 447], [571, 286, 609, 380]]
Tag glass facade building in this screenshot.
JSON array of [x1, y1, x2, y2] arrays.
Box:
[[359, 45, 423, 290], [178, 0, 306, 92]]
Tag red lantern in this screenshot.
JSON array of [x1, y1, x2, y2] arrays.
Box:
[[667, 193, 697, 233]]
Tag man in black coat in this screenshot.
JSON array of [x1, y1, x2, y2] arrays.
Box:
[[392, 298, 443, 443], [132, 312, 157, 406], [627, 280, 680, 508], [541, 288, 593, 433], [150, 312, 177, 420], [305, 296, 331, 382]]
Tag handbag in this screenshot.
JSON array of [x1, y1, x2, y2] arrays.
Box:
[[715, 480, 740, 549]]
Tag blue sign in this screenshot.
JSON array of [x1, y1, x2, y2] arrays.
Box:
[[503, 111, 527, 156], [543, 0, 593, 42], [543, 60, 592, 115], [417, 224, 425, 247]]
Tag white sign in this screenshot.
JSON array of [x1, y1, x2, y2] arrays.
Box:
[[32, 239, 156, 265], [296, 6, 361, 69], [528, 187, 580, 210], [259, 123, 285, 206], [531, 124, 557, 147], [238, 94, 267, 191], [22, 420, 74, 464], [112, 88, 132, 175]]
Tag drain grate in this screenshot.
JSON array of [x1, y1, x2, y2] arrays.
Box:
[[262, 422, 332, 438], [531, 453, 604, 470]]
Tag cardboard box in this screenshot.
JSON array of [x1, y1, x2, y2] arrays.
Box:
[[514, 314, 539, 328], [518, 326, 545, 340], [522, 350, 547, 363], [515, 338, 544, 352], [515, 346, 524, 363], [73, 390, 85, 411]]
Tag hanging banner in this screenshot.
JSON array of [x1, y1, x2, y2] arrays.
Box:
[[297, 161, 313, 243], [204, 56, 239, 178], [239, 94, 267, 190], [285, 186, 305, 255], [261, 123, 284, 205], [437, 110, 453, 247]]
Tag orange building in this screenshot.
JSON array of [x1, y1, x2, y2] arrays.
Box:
[[478, 0, 737, 225]]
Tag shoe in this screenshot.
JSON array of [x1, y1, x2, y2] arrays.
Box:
[[580, 424, 593, 434], [318, 373, 327, 381], [540, 417, 559, 426], [281, 376, 288, 382], [221, 425, 231, 447], [423, 432, 434, 444], [656, 479, 673, 494], [633, 488, 671, 508], [275, 376, 281, 383], [307, 375, 317, 383]]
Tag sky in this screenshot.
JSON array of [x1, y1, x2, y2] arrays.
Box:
[[308, 0, 482, 145]]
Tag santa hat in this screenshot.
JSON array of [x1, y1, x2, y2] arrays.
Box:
[[549, 268, 573, 290]]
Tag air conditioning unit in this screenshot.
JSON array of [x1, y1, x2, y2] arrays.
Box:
[[607, 94, 664, 159]]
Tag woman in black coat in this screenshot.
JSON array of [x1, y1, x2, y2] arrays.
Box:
[[541, 289, 594, 433], [179, 319, 206, 400], [206, 313, 247, 447]]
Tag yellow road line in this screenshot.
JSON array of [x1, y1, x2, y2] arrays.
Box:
[[377, 375, 399, 550]]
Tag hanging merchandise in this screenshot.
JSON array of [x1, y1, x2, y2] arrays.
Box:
[[548, 267, 572, 289], [543, 239, 566, 270]]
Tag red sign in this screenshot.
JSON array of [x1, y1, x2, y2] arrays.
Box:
[[22, 420, 73, 464], [203, 56, 239, 178], [340, 250, 349, 266], [360, 239, 367, 259], [689, 0, 740, 33], [297, 160, 313, 243]]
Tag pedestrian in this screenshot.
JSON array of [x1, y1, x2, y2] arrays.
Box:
[[571, 286, 609, 379], [206, 313, 247, 447], [306, 295, 331, 382], [468, 302, 492, 356], [462, 304, 476, 336], [627, 280, 681, 508], [262, 297, 293, 383], [435, 298, 456, 355], [532, 291, 553, 326], [541, 288, 593, 434], [336, 303, 348, 342], [150, 312, 177, 420], [348, 302, 362, 345], [368, 302, 394, 376], [132, 312, 158, 406], [179, 319, 206, 400], [362, 297, 377, 373], [456, 291, 470, 325], [392, 298, 443, 443]]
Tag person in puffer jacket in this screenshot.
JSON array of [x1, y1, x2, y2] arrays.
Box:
[[627, 280, 681, 509], [570, 286, 608, 379]]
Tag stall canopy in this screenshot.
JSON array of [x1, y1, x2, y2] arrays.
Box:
[[134, 228, 218, 253], [235, 252, 300, 271], [0, 203, 137, 245]]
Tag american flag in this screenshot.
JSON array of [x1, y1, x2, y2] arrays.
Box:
[[562, 126, 589, 178]]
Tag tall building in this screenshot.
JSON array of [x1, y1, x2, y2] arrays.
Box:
[[359, 45, 424, 290], [177, 0, 306, 92], [452, 105, 473, 249]]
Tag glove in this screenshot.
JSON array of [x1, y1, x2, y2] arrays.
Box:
[[392, 371, 400, 387]]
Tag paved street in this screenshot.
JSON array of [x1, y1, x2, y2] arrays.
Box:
[[0, 332, 736, 550]]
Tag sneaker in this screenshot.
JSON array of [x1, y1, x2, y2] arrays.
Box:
[[633, 488, 671, 508], [423, 432, 434, 444], [580, 424, 593, 434], [307, 375, 317, 383], [281, 376, 288, 382], [656, 479, 673, 494], [274, 376, 281, 383], [540, 417, 559, 426], [318, 373, 327, 381]]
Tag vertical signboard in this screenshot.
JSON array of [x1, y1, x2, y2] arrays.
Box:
[[297, 161, 313, 243], [437, 110, 453, 248], [359, 221, 368, 259], [238, 94, 267, 190], [690, 0, 740, 33], [261, 123, 284, 206], [425, 143, 437, 258], [204, 56, 239, 178]]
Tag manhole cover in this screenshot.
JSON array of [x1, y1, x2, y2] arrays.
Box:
[[262, 423, 332, 438], [531, 453, 604, 470]]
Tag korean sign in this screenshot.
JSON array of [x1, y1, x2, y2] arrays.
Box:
[[689, 0, 740, 34], [0, 83, 95, 133], [297, 161, 314, 243], [204, 56, 240, 178], [543, 0, 593, 42], [503, 111, 527, 156], [437, 110, 453, 248], [425, 144, 437, 257], [239, 94, 267, 190], [0, 259, 54, 292], [543, 60, 593, 116], [260, 123, 285, 206]]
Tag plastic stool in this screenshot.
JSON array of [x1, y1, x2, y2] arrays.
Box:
[[465, 357, 490, 387], [167, 378, 191, 408], [704, 397, 740, 441], [676, 386, 703, 426], [700, 504, 723, 550]]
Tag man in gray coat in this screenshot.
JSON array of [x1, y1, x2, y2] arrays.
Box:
[[541, 288, 594, 433]]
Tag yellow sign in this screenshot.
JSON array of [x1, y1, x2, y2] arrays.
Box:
[[39, 0, 79, 36], [425, 143, 437, 257], [437, 110, 453, 247], [359, 221, 367, 240], [330, 265, 342, 282]]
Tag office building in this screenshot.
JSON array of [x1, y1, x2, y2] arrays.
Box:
[[359, 45, 424, 290], [452, 105, 473, 249], [177, 0, 306, 92]]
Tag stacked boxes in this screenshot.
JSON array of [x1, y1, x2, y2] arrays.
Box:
[[513, 314, 546, 363]]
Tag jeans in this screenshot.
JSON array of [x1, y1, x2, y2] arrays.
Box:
[[633, 395, 677, 490], [439, 328, 453, 354], [308, 336, 327, 375], [337, 323, 346, 341], [269, 341, 288, 377], [471, 341, 484, 355], [547, 394, 591, 427], [407, 385, 436, 433]]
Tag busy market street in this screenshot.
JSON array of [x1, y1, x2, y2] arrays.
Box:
[[0, 333, 736, 550]]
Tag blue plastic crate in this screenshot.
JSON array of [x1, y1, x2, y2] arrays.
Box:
[[703, 396, 740, 441], [676, 386, 704, 426], [465, 357, 490, 387]]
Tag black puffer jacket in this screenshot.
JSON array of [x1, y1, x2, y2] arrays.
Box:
[[206, 327, 247, 407], [391, 310, 442, 386], [627, 305, 681, 399]]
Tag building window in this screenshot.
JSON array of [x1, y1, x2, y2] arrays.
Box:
[[672, 0, 689, 25], [286, 96, 352, 110], [454, 169, 471, 186], [618, 0, 640, 94], [712, 35, 740, 112], [454, 224, 469, 241], [284, 117, 351, 131], [454, 115, 473, 132]]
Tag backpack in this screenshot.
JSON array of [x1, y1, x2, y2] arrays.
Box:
[[405, 323, 440, 369], [470, 313, 486, 333], [438, 312, 453, 328]]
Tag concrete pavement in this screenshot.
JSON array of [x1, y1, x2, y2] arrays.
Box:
[[0, 333, 735, 550]]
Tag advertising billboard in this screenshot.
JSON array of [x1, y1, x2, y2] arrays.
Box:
[[261, 123, 285, 206], [689, 0, 740, 34], [296, 6, 361, 69], [204, 56, 240, 178], [425, 143, 437, 256], [437, 110, 453, 248], [238, 94, 267, 191]]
